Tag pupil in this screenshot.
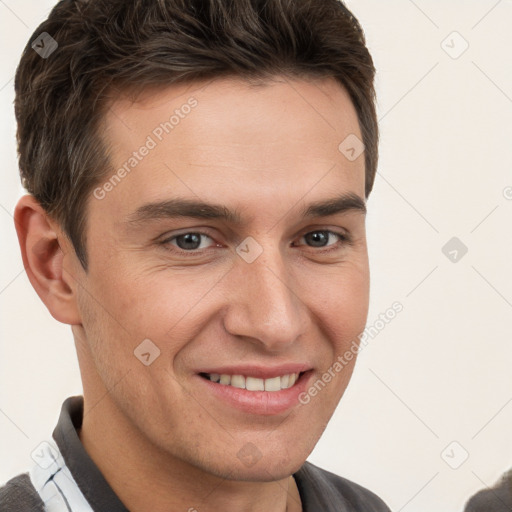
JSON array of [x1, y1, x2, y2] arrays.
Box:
[[307, 231, 327, 247], [178, 233, 201, 250]]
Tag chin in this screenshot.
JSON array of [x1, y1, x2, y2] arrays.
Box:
[[224, 436, 316, 482], [216, 458, 307, 483], [178, 436, 313, 483]]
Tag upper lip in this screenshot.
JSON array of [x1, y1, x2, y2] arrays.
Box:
[[196, 363, 312, 380]]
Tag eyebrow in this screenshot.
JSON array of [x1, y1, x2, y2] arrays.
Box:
[[126, 192, 366, 226]]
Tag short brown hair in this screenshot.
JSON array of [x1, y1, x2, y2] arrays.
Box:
[[15, 0, 378, 270]]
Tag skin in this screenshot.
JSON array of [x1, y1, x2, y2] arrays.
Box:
[[14, 76, 370, 512]]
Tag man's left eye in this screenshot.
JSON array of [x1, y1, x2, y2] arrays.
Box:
[[295, 230, 350, 251]]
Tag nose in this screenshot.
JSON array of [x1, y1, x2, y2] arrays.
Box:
[[221, 242, 309, 352]]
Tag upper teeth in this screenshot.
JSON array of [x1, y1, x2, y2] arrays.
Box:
[[206, 373, 299, 391]]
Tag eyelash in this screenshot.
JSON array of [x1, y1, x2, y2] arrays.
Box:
[[159, 229, 352, 256]]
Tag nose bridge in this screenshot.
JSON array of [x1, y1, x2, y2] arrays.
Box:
[[223, 239, 307, 349]]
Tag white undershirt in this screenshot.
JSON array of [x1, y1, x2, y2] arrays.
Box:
[[29, 439, 94, 512]]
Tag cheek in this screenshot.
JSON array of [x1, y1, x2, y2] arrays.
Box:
[[84, 266, 225, 377], [311, 261, 370, 342], [325, 269, 369, 397], [343, 270, 370, 332], [107, 269, 220, 338], [76, 277, 182, 416]]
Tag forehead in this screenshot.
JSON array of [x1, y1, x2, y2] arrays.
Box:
[[103, 76, 362, 161], [93, 76, 365, 226]]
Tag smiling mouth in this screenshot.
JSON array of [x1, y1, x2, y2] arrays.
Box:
[[199, 372, 305, 392]]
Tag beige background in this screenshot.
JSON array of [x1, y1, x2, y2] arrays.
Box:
[[1, 1, 512, 511]]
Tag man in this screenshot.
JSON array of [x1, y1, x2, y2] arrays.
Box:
[[1, 0, 391, 510]]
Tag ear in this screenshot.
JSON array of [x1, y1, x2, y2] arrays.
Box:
[[13, 194, 82, 325]]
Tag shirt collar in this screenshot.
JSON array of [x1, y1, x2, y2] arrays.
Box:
[[52, 396, 129, 512]]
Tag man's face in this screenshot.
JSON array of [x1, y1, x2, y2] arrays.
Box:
[[71, 76, 369, 481]]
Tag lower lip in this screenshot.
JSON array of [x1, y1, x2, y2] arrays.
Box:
[[196, 371, 314, 415]]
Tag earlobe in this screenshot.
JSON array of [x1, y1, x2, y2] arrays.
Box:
[[13, 194, 82, 325]]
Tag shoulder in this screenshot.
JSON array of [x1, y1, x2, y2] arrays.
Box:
[[295, 460, 391, 511], [0, 472, 46, 511], [464, 470, 512, 512]]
